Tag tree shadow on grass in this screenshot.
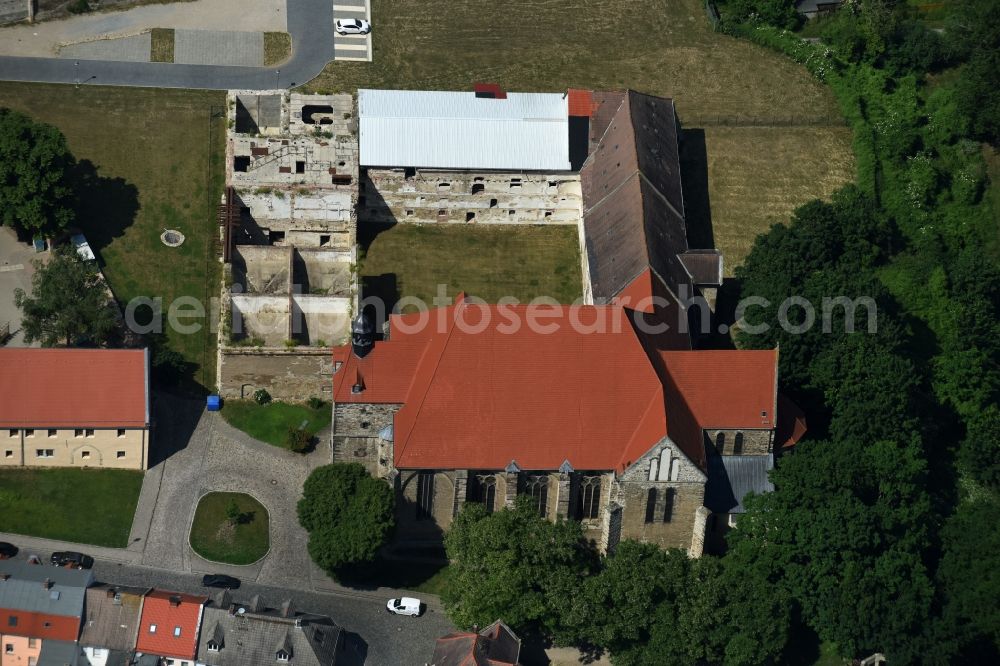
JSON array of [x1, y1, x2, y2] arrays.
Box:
[[67, 159, 139, 263]]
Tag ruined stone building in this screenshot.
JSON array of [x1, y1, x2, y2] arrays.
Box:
[[330, 296, 800, 555], [218, 91, 359, 402]]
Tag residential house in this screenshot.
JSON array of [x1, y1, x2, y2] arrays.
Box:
[[0, 560, 92, 665], [430, 620, 521, 666], [195, 595, 343, 666], [331, 296, 798, 555], [0, 349, 151, 471], [135, 591, 206, 666], [78, 584, 147, 666], [35, 640, 80, 665]]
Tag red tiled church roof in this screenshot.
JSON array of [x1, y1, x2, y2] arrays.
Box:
[[333, 296, 781, 473], [0, 348, 149, 428], [135, 590, 206, 660]]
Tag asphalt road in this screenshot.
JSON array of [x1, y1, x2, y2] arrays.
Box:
[[14, 556, 455, 665], [0, 0, 334, 90]]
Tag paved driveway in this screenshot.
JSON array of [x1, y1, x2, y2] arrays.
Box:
[[136, 393, 325, 590], [0, 226, 41, 346]]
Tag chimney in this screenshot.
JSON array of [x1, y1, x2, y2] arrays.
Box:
[[280, 599, 294, 618], [169, 595, 182, 607], [351, 313, 374, 359]]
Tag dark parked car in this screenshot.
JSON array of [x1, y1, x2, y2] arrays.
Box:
[[202, 574, 241, 589], [50, 551, 94, 569], [0, 542, 18, 559]]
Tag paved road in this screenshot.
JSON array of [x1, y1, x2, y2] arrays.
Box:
[[0, 0, 332, 90], [0, 554, 454, 665]]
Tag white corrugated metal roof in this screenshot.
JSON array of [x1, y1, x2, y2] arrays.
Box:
[[358, 89, 571, 171]]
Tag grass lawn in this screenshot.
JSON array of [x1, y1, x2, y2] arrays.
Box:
[[189, 491, 269, 565], [694, 126, 856, 273], [359, 224, 582, 308], [302, 0, 854, 275], [264, 32, 292, 67], [220, 400, 331, 448], [150, 28, 175, 63], [0, 468, 143, 547], [0, 83, 226, 390]]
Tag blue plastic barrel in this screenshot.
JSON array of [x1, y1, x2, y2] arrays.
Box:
[[207, 395, 222, 411]]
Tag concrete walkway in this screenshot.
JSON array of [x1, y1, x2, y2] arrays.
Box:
[[174, 29, 263, 67], [0, 0, 332, 90]]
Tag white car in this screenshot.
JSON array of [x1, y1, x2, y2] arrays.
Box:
[[386, 597, 421, 616], [70, 233, 96, 261], [335, 18, 371, 35]]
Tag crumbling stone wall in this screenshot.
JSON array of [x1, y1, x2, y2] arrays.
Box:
[[362, 168, 583, 225]]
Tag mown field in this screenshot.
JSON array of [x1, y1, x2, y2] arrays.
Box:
[[307, 0, 854, 276], [359, 224, 583, 307], [0, 83, 226, 389]]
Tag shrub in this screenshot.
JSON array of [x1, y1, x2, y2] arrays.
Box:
[[67, 0, 90, 14], [307, 397, 325, 410], [252, 388, 272, 405], [284, 339, 299, 348], [286, 427, 311, 453]]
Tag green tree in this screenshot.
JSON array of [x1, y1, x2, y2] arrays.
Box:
[[225, 499, 241, 526], [443, 497, 593, 633], [724, 0, 800, 30], [0, 108, 76, 236], [13, 245, 117, 346], [297, 463, 394, 573]]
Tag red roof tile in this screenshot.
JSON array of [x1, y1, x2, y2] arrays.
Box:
[[658, 350, 778, 429], [567, 88, 595, 117], [0, 348, 148, 428], [135, 590, 206, 660], [333, 297, 781, 473]]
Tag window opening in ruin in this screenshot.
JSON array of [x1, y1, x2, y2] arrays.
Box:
[[404, 167, 416, 179], [578, 476, 601, 520], [509, 178, 522, 190], [715, 432, 725, 453], [233, 156, 250, 172], [320, 235, 331, 246], [466, 212, 475, 222], [270, 231, 286, 244], [471, 183, 485, 195], [645, 488, 657, 524], [489, 199, 498, 208], [295, 161, 305, 174], [415, 472, 434, 520], [525, 475, 548, 517], [733, 432, 744, 455], [663, 488, 675, 522], [473, 474, 498, 513]]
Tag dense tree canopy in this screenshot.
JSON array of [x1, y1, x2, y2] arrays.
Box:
[[297, 463, 394, 573], [0, 108, 76, 236], [13, 245, 117, 346], [442, 498, 593, 632]]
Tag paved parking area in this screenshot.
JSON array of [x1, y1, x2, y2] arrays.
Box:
[[0, 227, 40, 347], [174, 29, 264, 67], [333, 0, 372, 61]]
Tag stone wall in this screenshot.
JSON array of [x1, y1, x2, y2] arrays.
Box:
[[219, 348, 335, 402], [705, 428, 773, 456], [0, 0, 27, 25], [331, 402, 399, 477], [362, 168, 582, 225]]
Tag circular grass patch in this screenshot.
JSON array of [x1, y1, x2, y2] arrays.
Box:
[[190, 492, 269, 565]]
